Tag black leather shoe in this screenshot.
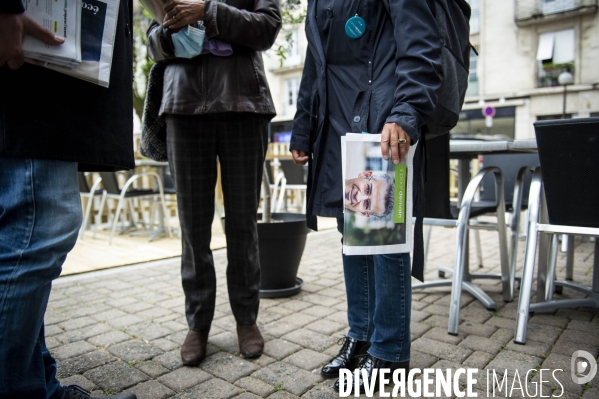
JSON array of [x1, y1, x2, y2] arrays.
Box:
[[333, 354, 410, 394], [320, 336, 370, 378]]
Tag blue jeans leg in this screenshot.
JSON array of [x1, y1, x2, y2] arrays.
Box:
[[339, 218, 412, 363], [368, 253, 412, 362], [0, 157, 81, 399]]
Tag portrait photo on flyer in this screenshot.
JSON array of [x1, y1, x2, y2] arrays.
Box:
[[341, 133, 415, 256]]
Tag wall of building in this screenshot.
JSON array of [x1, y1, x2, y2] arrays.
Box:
[[464, 1, 599, 139], [481, 1, 534, 95]]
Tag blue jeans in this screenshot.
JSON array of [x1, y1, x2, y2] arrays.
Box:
[[0, 157, 81, 399], [338, 218, 412, 362]]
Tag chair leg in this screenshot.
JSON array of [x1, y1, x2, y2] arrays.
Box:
[[508, 211, 521, 291], [79, 194, 94, 238], [116, 200, 131, 234], [448, 213, 469, 335], [544, 234, 559, 302], [514, 229, 540, 344], [93, 192, 107, 239], [155, 178, 172, 239], [474, 229, 483, 268], [536, 190, 551, 303], [109, 197, 127, 245], [275, 180, 286, 212], [514, 167, 543, 345], [128, 198, 145, 229], [566, 235, 575, 281], [424, 225, 432, 271]]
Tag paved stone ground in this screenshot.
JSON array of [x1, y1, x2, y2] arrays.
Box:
[[48, 225, 599, 398]]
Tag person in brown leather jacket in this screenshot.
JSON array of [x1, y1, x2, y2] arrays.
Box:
[[147, 0, 281, 366]]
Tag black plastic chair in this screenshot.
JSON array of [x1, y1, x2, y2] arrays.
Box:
[[515, 117, 599, 344], [278, 159, 307, 212]]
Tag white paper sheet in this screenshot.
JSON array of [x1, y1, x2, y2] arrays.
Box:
[[342, 133, 416, 255], [22, 0, 82, 65], [47, 0, 120, 87]]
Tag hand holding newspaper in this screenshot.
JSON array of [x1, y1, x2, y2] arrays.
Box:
[[21, 0, 82, 67], [341, 133, 416, 255], [23, 0, 120, 87]]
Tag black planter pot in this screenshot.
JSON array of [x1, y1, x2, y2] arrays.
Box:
[[257, 213, 310, 298]]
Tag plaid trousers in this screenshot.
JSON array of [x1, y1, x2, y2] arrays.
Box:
[[165, 113, 269, 331]]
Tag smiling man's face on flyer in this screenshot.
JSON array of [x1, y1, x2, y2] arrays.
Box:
[[344, 171, 390, 217]]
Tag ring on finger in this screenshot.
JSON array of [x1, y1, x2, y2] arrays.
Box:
[[398, 138, 407, 144]]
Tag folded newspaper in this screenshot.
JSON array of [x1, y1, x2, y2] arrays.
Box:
[[22, 0, 82, 67], [341, 133, 416, 255], [23, 0, 120, 87], [48, 0, 120, 87]]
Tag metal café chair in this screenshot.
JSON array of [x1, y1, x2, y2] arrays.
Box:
[[514, 117, 599, 344], [473, 153, 540, 273], [98, 171, 170, 245], [413, 133, 511, 335], [77, 172, 106, 238]]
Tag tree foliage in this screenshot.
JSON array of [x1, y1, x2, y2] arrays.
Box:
[[132, 1, 155, 121], [274, 0, 307, 67]]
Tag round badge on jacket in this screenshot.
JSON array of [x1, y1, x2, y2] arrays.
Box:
[[345, 15, 366, 39]]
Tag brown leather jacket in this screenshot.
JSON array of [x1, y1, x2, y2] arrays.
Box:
[[147, 0, 281, 116]]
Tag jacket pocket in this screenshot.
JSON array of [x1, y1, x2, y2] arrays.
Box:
[[246, 52, 260, 95]]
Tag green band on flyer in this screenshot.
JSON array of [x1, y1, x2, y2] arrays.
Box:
[[394, 164, 406, 224]]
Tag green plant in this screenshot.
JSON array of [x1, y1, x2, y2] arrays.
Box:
[[132, 1, 155, 121], [274, 0, 307, 67]]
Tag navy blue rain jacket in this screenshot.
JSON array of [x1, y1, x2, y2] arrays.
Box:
[[290, 0, 443, 280]]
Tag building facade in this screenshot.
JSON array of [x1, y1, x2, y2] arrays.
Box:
[[264, 0, 599, 141]]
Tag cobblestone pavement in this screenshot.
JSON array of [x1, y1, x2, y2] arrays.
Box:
[[49, 226, 599, 398]]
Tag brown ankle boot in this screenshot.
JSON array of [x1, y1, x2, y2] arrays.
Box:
[[181, 330, 209, 366], [237, 324, 264, 358]]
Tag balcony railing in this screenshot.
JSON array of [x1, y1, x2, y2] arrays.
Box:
[[515, 0, 597, 24]]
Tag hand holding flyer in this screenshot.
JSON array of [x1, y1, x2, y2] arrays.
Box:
[[47, 0, 120, 87], [341, 133, 416, 256], [21, 0, 82, 67]]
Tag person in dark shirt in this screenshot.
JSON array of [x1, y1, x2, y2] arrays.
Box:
[[0, 1, 136, 398]]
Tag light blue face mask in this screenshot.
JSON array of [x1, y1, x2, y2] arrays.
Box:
[[172, 24, 206, 59]]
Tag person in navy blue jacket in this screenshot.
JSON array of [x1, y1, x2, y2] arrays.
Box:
[[290, 0, 442, 393], [0, 1, 136, 398]]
